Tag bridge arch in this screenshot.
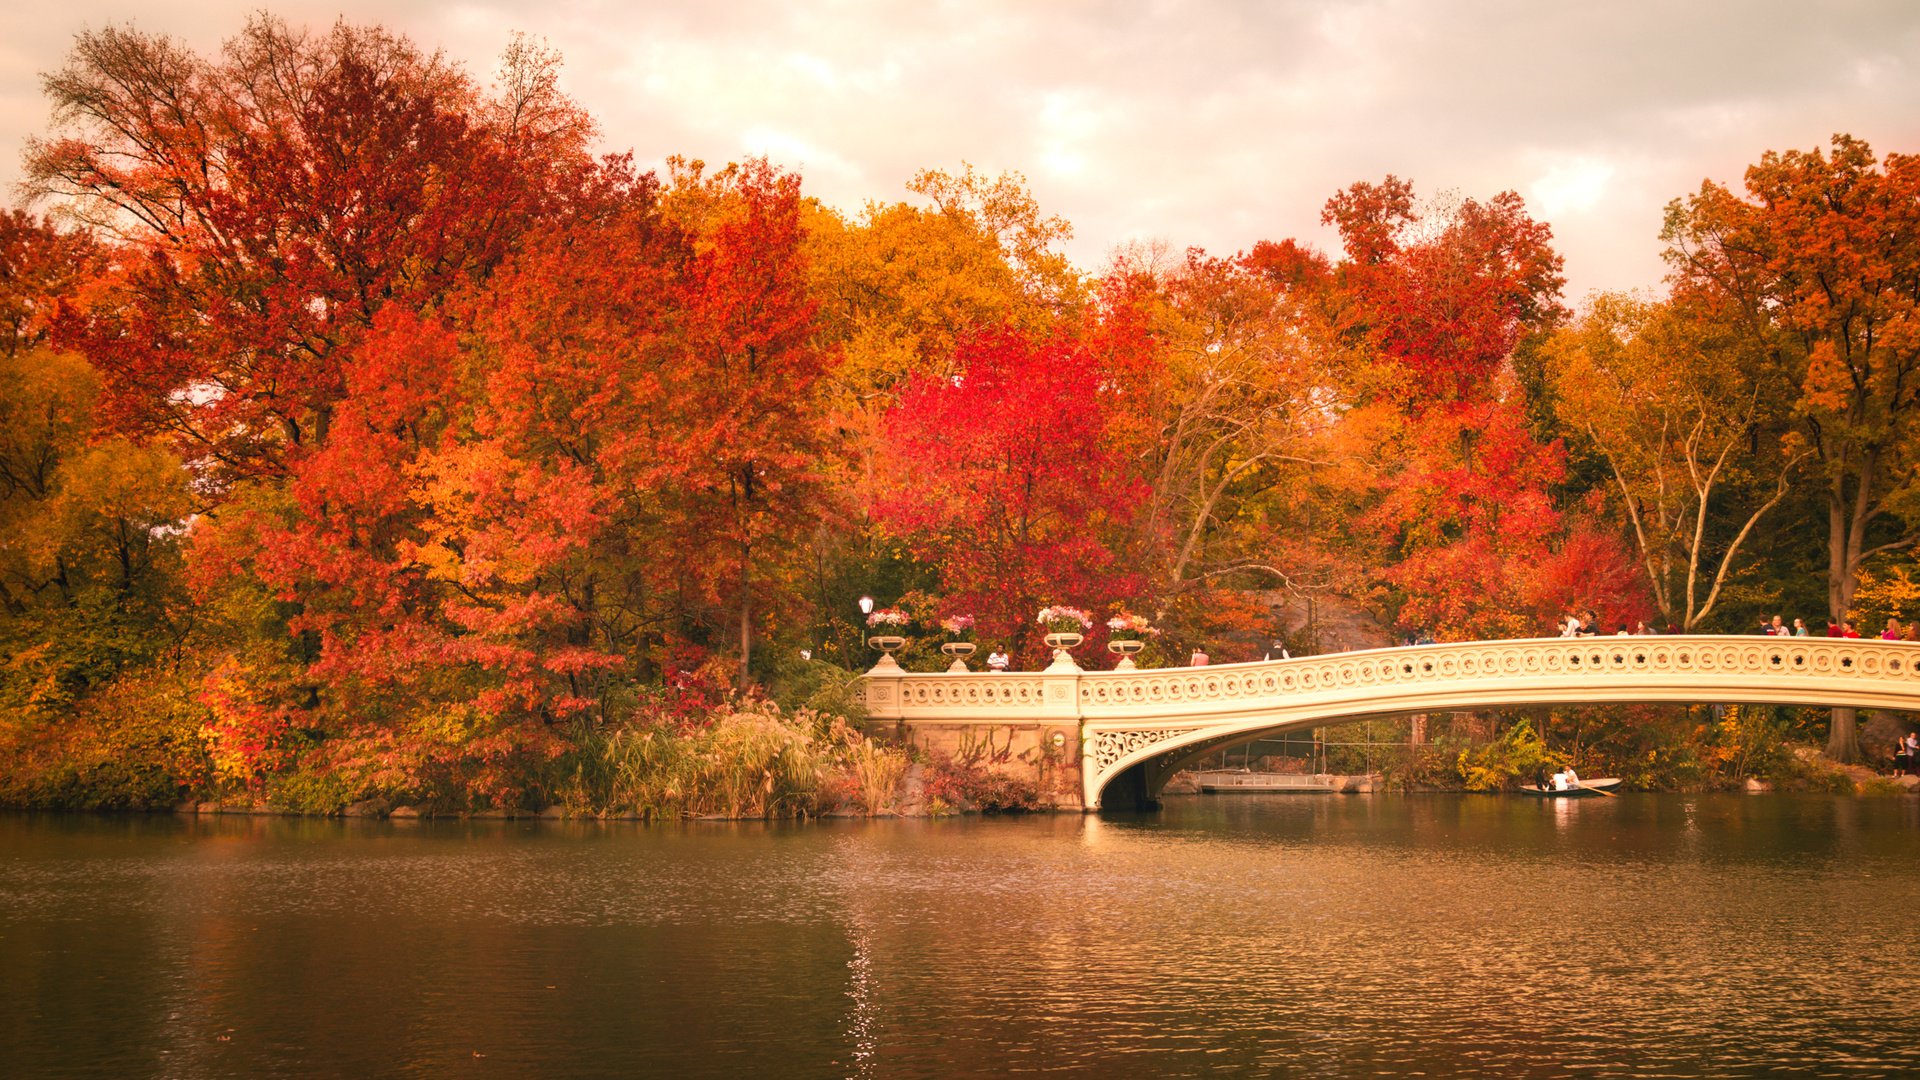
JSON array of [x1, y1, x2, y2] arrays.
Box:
[[858, 636, 1920, 810]]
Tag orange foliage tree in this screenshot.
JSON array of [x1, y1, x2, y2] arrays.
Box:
[[1664, 134, 1920, 759]]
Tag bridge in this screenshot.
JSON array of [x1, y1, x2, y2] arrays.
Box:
[[858, 635, 1920, 810]]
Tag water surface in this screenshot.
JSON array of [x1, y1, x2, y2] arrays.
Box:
[[3, 795, 1917, 1077]]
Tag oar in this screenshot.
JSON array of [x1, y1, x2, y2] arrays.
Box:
[[1575, 782, 1615, 797]]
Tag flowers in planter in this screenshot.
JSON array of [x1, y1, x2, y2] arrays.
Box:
[[938, 614, 975, 639], [1035, 605, 1092, 634], [1105, 612, 1157, 640], [866, 608, 909, 632]]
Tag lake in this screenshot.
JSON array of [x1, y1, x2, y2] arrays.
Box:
[[3, 794, 1918, 1077]]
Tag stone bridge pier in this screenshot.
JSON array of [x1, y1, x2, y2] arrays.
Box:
[[859, 636, 1920, 811]]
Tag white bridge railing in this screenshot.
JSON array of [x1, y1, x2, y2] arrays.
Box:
[[860, 636, 1920, 809]]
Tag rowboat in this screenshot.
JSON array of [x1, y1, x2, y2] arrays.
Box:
[[1519, 777, 1623, 798]]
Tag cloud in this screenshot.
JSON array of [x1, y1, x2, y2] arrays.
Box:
[[4, 0, 1919, 302]]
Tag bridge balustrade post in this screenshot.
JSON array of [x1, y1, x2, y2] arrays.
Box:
[[859, 663, 905, 735], [1036, 669, 1087, 810]]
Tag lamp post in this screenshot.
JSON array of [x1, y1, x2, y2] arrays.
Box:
[[858, 596, 874, 616]]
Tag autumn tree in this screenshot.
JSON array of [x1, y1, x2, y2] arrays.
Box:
[[1664, 134, 1920, 759], [873, 315, 1152, 662], [1124, 249, 1347, 602], [1364, 393, 1650, 640], [25, 16, 591, 481], [799, 166, 1081, 660], [1302, 178, 1633, 639], [0, 211, 99, 358], [661, 159, 837, 686], [0, 349, 191, 711], [1323, 177, 1566, 403], [1541, 293, 1808, 630]]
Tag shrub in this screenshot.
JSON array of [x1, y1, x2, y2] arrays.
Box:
[[921, 739, 1042, 813], [1455, 718, 1557, 791], [0, 663, 213, 810]]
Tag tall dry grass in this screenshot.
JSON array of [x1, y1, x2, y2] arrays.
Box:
[[569, 698, 910, 819]]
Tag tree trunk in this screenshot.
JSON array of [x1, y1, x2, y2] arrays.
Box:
[[738, 536, 753, 690], [1826, 486, 1863, 761], [1827, 707, 1861, 762]]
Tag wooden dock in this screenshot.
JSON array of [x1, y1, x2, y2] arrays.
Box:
[[1190, 771, 1378, 794]]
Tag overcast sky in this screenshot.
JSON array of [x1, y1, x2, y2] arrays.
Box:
[[5, 1, 1919, 302]]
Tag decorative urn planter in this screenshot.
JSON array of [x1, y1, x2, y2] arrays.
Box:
[[1108, 638, 1145, 670], [867, 634, 907, 671], [1035, 607, 1091, 673], [940, 641, 977, 672], [1042, 632, 1084, 672]]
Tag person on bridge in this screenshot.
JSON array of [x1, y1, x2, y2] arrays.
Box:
[[1190, 647, 1210, 667], [986, 649, 1010, 673], [1793, 619, 1809, 636], [1881, 618, 1903, 640]]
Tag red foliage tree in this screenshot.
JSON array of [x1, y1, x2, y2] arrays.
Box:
[[1323, 177, 1565, 403], [1369, 397, 1651, 639], [874, 313, 1152, 662], [28, 18, 589, 481], [665, 160, 837, 686], [0, 210, 100, 359]]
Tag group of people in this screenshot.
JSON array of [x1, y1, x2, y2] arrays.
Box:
[[1557, 610, 1658, 637], [1556, 610, 1920, 639], [1894, 731, 1920, 777], [1768, 616, 1920, 640], [976, 610, 1920, 672]]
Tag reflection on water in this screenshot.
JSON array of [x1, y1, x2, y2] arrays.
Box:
[[2, 796, 1918, 1077]]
